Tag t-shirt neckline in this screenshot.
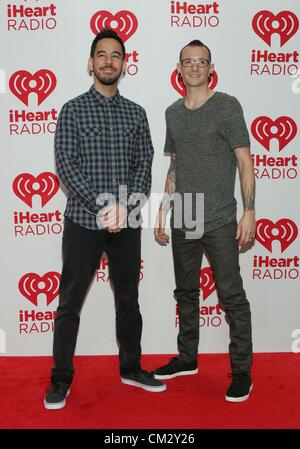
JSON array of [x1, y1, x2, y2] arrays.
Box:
[[182, 91, 219, 112]]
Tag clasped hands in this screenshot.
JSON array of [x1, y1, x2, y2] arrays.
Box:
[[96, 203, 128, 233]]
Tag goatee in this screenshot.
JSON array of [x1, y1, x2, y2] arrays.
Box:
[[93, 70, 122, 86]]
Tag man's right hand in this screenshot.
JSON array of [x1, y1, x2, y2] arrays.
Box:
[[97, 203, 127, 232], [154, 208, 170, 245]]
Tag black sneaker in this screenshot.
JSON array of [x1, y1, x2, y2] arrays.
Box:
[[152, 357, 198, 380], [225, 373, 253, 402], [121, 370, 167, 392], [44, 382, 71, 410]]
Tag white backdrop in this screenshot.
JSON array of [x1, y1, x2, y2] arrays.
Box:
[[1, 0, 299, 357]]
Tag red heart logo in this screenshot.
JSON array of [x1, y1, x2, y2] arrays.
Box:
[[9, 70, 57, 106], [252, 10, 299, 47], [13, 172, 59, 208], [256, 218, 298, 253], [90, 10, 138, 43], [19, 272, 61, 307], [200, 267, 216, 300], [251, 116, 297, 152], [171, 69, 218, 97]]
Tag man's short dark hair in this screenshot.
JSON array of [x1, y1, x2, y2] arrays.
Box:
[[179, 40, 212, 63], [90, 28, 126, 59]]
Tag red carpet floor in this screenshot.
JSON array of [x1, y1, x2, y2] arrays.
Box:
[[0, 353, 299, 429]]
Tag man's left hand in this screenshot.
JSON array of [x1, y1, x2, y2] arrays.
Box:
[[236, 210, 256, 247]]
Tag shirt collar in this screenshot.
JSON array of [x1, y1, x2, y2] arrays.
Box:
[[89, 85, 121, 105]]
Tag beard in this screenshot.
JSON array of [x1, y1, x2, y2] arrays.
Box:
[[93, 65, 123, 86]]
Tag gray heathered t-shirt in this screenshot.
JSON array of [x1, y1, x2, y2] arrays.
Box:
[[164, 92, 250, 234]]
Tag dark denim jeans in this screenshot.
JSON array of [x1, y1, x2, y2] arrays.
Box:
[[172, 220, 252, 374], [51, 218, 142, 384]]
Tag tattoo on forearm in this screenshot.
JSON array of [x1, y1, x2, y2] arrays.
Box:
[[166, 153, 176, 194], [160, 154, 176, 212], [243, 183, 255, 210], [168, 154, 176, 177]]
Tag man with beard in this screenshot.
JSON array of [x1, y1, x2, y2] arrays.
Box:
[[44, 29, 166, 410]]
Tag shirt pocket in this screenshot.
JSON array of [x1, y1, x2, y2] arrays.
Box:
[[78, 126, 104, 158], [122, 126, 136, 142], [119, 126, 136, 159], [79, 126, 103, 138]]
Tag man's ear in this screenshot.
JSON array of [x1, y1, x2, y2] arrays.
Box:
[[88, 57, 93, 76]]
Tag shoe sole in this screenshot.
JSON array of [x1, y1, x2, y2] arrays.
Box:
[[121, 377, 167, 392], [44, 389, 70, 410], [154, 368, 198, 380], [225, 383, 253, 403]]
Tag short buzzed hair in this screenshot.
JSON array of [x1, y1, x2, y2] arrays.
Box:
[[179, 40, 212, 63]]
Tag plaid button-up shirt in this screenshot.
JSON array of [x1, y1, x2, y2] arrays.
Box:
[[55, 86, 154, 230]]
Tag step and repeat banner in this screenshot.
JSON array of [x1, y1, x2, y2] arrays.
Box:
[[1, 0, 300, 357]]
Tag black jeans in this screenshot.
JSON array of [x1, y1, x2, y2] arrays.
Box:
[[51, 218, 142, 384], [172, 220, 252, 375]]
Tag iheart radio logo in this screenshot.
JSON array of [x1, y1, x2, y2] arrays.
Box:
[[200, 267, 216, 300], [256, 218, 298, 253], [171, 69, 218, 96], [9, 70, 57, 106], [13, 172, 59, 208], [252, 10, 299, 47], [19, 272, 60, 307], [251, 116, 297, 152], [90, 10, 138, 42]]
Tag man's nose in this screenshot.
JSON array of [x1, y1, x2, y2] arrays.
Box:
[[105, 54, 113, 64]]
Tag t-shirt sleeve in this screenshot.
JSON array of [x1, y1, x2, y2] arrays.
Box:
[[225, 97, 251, 150], [164, 111, 176, 156]]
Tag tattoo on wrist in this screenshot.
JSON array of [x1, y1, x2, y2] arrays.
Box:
[[244, 196, 255, 211]]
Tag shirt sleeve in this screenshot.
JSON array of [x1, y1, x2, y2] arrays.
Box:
[[127, 108, 154, 200], [164, 111, 176, 156], [225, 97, 251, 150], [54, 103, 100, 215]]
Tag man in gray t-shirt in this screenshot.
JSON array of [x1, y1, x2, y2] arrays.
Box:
[[164, 92, 251, 233], [153, 40, 256, 403]]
